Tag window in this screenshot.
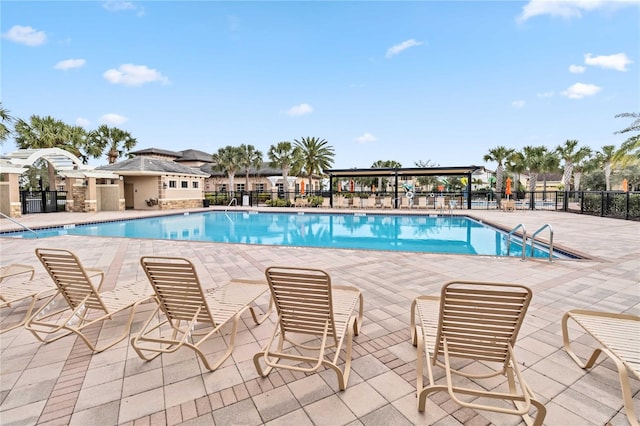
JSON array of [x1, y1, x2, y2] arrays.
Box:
[[255, 183, 265, 192], [169, 180, 177, 188], [219, 184, 227, 192], [192, 181, 199, 189], [181, 181, 188, 188], [236, 183, 245, 192]]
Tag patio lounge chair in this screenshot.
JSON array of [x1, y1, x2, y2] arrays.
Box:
[[1, 264, 52, 334], [132, 256, 273, 371], [562, 309, 640, 426], [435, 196, 446, 213], [0, 263, 35, 283], [26, 248, 154, 352], [411, 280, 546, 425], [253, 266, 363, 390]]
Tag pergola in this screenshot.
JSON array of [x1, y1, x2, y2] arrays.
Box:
[[325, 166, 486, 209]]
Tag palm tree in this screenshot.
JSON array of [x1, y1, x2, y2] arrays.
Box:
[[238, 144, 263, 190], [483, 146, 514, 207], [539, 149, 560, 194], [14, 115, 73, 188], [268, 141, 301, 196], [571, 147, 593, 192], [522, 145, 546, 192], [0, 103, 14, 145], [371, 160, 402, 192], [212, 145, 243, 194], [87, 125, 137, 164], [598, 145, 617, 190], [293, 137, 335, 193], [613, 112, 639, 165], [67, 126, 92, 164], [556, 139, 580, 190], [506, 151, 526, 193]]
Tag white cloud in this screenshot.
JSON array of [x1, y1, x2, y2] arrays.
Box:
[[286, 103, 313, 116], [585, 52, 633, 71], [103, 64, 169, 86], [54, 59, 86, 70], [385, 39, 423, 59], [561, 82, 602, 99], [537, 91, 555, 98], [76, 117, 91, 127], [355, 133, 377, 144], [99, 113, 128, 125], [511, 100, 526, 108], [102, 1, 144, 15], [569, 64, 586, 74], [2, 25, 46, 46], [517, 0, 638, 22]]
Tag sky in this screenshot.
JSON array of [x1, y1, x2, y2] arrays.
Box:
[[1, 0, 639, 171]]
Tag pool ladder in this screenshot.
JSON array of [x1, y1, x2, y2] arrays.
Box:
[[506, 223, 554, 262], [224, 197, 238, 212]]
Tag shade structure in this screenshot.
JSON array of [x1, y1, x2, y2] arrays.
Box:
[[350, 180, 355, 192], [505, 177, 512, 199], [300, 180, 305, 195]]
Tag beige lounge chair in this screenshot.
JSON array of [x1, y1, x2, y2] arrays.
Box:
[[366, 196, 377, 209], [320, 197, 331, 208], [253, 266, 363, 390], [1, 264, 52, 334], [132, 256, 273, 371], [416, 196, 428, 209], [435, 196, 446, 213], [411, 280, 546, 425], [382, 196, 393, 209], [26, 248, 153, 352], [562, 309, 640, 426], [0, 263, 35, 283]]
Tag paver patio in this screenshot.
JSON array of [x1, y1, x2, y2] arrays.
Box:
[[1, 207, 638, 425]]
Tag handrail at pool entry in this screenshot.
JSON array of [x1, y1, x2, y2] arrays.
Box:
[[0, 212, 38, 238], [506, 224, 526, 260], [530, 224, 554, 262], [225, 197, 238, 212]]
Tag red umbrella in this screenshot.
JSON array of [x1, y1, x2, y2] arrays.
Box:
[[505, 177, 512, 199], [300, 180, 305, 195], [350, 180, 355, 192]]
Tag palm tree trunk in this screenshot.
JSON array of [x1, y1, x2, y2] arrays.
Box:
[[562, 163, 573, 189], [604, 163, 611, 191]]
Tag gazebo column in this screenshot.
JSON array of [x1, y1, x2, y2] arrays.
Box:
[[0, 173, 23, 218], [84, 177, 97, 212]]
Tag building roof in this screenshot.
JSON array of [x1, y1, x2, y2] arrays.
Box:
[[130, 147, 182, 158], [325, 166, 486, 177], [204, 162, 284, 177], [97, 156, 208, 176], [175, 149, 213, 163]]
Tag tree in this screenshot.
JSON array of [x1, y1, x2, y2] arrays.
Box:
[[14, 115, 73, 189], [597, 145, 617, 191], [87, 125, 137, 164], [556, 139, 580, 190], [506, 151, 526, 193], [212, 145, 243, 194], [238, 144, 263, 190], [293, 137, 335, 193], [539, 149, 560, 194], [522, 145, 546, 192], [571, 147, 593, 192], [613, 112, 640, 165], [414, 160, 439, 191], [268, 141, 301, 196], [371, 160, 402, 192], [483, 146, 514, 207], [0, 103, 14, 145]]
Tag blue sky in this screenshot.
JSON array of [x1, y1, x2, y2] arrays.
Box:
[[2, 0, 638, 170]]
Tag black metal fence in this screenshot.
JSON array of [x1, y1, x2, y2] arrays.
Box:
[[205, 190, 640, 221], [20, 191, 67, 214]]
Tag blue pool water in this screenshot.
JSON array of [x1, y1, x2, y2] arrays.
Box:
[[2, 211, 569, 258]]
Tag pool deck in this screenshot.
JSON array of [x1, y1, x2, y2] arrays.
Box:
[[1, 206, 638, 425]]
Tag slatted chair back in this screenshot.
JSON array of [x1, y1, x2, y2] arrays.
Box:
[[265, 266, 337, 342], [140, 257, 214, 326], [434, 281, 532, 369], [35, 248, 107, 313]]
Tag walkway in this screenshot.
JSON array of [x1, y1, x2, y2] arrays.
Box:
[[1, 207, 638, 425]]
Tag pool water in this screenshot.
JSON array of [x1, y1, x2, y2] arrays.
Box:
[[2, 211, 569, 258]]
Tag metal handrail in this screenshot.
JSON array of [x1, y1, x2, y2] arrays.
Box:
[[506, 224, 526, 260], [224, 197, 238, 212], [0, 212, 38, 238], [530, 224, 554, 262]]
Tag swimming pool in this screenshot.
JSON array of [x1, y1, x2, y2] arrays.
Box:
[[1, 211, 570, 259]]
